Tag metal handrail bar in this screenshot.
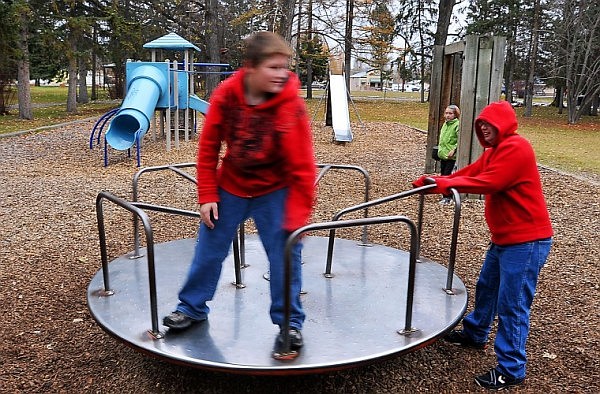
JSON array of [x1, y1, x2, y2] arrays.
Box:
[[96, 191, 162, 338], [130, 162, 246, 284], [324, 184, 436, 276], [132, 163, 196, 255], [421, 178, 462, 292], [445, 188, 462, 292], [316, 164, 371, 244], [278, 215, 419, 356]]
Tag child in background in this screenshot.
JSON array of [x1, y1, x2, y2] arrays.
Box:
[[437, 104, 460, 204]]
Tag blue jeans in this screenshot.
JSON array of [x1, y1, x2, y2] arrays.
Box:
[[176, 188, 306, 330], [462, 238, 552, 380]]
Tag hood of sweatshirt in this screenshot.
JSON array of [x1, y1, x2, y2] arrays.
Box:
[[475, 100, 518, 148]]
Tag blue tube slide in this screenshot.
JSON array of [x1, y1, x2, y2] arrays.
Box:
[[105, 65, 167, 150]]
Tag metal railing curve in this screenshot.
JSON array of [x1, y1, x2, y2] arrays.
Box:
[[277, 215, 419, 356]]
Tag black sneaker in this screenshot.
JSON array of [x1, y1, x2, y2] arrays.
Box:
[[475, 368, 524, 390], [444, 330, 487, 349], [162, 311, 204, 330], [272, 327, 303, 360]]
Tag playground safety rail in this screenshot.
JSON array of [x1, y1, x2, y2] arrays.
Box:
[[323, 182, 462, 293], [277, 215, 420, 357], [128, 162, 373, 286], [95, 190, 200, 338]]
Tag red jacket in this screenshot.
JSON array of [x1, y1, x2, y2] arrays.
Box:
[[197, 69, 316, 231], [414, 101, 553, 245]]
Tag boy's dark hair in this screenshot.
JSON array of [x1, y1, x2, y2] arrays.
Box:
[[243, 31, 292, 66]]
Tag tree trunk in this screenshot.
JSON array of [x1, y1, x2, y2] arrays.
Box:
[[92, 25, 98, 101], [434, 0, 454, 46], [78, 58, 89, 104], [306, 0, 313, 99], [277, 0, 296, 41], [67, 55, 78, 113], [344, 0, 353, 89], [591, 94, 599, 116], [504, 38, 516, 104], [524, 0, 541, 117], [204, 0, 220, 97], [295, 0, 302, 76], [17, 6, 32, 120]]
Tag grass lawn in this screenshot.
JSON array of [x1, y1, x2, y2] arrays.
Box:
[[307, 96, 600, 177], [1, 86, 598, 177], [0, 86, 117, 134]]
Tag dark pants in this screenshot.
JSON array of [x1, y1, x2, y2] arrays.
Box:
[[440, 160, 455, 199], [440, 159, 455, 176]]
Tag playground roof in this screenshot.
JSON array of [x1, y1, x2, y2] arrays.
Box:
[[143, 32, 200, 52]]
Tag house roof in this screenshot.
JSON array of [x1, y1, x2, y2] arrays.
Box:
[[143, 32, 200, 52], [350, 71, 369, 78]]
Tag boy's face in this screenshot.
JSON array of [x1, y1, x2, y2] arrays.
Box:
[[479, 121, 498, 145], [247, 54, 290, 94], [444, 107, 456, 121]]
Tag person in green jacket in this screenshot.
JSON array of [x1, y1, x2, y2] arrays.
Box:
[[437, 104, 460, 203]]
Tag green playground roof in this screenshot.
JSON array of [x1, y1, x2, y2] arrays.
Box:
[[143, 32, 200, 52]]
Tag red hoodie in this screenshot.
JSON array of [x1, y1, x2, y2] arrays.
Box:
[[196, 69, 316, 231], [414, 101, 553, 245]]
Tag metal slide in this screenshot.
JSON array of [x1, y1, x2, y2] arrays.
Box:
[[329, 74, 353, 142]]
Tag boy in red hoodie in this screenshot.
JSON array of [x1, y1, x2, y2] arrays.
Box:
[[413, 100, 553, 390], [163, 31, 316, 360]]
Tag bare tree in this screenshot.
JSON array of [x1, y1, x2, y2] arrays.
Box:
[[277, 0, 297, 41], [557, 0, 600, 123], [66, 34, 78, 113], [434, 0, 455, 46], [16, 2, 33, 120], [205, 0, 221, 96], [524, 0, 541, 117], [344, 0, 354, 88]]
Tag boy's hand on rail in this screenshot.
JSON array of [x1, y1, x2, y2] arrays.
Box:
[[200, 202, 218, 229]]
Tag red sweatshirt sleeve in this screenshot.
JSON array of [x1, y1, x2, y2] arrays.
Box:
[[434, 137, 533, 195], [196, 91, 225, 204], [279, 101, 317, 231]]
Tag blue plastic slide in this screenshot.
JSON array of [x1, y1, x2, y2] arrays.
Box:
[[188, 94, 209, 115], [105, 64, 168, 150]]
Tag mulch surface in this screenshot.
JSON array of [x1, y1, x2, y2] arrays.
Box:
[[1, 119, 598, 393]]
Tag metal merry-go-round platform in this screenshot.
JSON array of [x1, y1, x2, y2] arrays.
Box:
[[87, 163, 468, 375]]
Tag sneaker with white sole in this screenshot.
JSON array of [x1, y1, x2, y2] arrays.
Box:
[[475, 368, 524, 390]]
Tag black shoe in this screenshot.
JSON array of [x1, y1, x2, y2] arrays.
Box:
[[444, 330, 487, 349], [162, 311, 204, 330], [272, 327, 303, 360], [475, 368, 524, 390]]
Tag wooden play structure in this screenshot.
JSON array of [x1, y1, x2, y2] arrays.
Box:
[[426, 34, 507, 175]]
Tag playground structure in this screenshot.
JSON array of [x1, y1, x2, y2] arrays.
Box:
[[89, 33, 223, 166], [426, 34, 506, 176], [88, 162, 468, 374]]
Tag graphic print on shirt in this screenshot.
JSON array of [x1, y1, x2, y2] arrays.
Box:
[[223, 103, 283, 176]]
